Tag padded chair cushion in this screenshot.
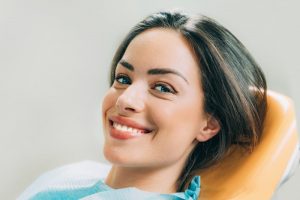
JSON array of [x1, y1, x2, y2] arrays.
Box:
[[197, 91, 299, 200]]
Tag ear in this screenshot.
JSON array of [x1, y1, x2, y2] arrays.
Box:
[[196, 115, 220, 142]]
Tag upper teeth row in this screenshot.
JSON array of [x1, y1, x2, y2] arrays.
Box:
[[113, 122, 143, 134]]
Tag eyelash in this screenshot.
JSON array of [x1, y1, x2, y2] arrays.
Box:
[[115, 74, 132, 85], [114, 74, 177, 94], [152, 83, 177, 94]]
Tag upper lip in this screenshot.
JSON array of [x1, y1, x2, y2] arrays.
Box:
[[109, 115, 152, 133]]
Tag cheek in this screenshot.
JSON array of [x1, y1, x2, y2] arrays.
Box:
[[151, 103, 199, 145], [102, 88, 118, 120], [152, 98, 203, 133]]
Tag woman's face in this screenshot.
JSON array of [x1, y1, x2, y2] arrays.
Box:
[[102, 28, 214, 169]]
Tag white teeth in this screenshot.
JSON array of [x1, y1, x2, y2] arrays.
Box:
[[116, 123, 122, 130], [113, 122, 143, 134], [120, 125, 127, 131]]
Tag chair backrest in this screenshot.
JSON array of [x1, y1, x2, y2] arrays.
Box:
[[197, 91, 299, 200]]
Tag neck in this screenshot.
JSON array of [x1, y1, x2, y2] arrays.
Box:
[[105, 163, 184, 194]]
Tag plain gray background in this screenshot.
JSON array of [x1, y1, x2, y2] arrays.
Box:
[[1, 0, 299, 199]]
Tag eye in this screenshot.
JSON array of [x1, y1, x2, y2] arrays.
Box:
[[114, 74, 132, 85], [153, 83, 176, 94]]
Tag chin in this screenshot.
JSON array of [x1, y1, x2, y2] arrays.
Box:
[[103, 145, 130, 165], [103, 145, 151, 168]]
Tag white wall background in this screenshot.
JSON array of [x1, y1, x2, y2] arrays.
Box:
[[0, 0, 299, 199]]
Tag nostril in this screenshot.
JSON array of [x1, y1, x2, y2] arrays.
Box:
[[125, 107, 135, 112]]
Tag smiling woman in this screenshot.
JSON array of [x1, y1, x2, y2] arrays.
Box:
[[102, 28, 211, 195], [18, 10, 267, 200]]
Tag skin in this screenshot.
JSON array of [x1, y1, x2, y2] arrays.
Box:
[[102, 28, 220, 193]]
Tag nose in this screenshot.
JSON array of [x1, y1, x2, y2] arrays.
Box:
[[116, 83, 145, 114]]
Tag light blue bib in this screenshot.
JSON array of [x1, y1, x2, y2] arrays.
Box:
[[18, 161, 200, 200]]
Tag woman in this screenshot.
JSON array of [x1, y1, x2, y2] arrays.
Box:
[[19, 10, 267, 200]]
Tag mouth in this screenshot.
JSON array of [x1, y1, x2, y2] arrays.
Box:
[[108, 116, 153, 139]]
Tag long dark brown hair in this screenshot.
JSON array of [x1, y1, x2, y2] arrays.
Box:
[[109, 10, 267, 192]]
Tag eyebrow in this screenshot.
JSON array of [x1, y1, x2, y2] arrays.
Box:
[[119, 60, 134, 71], [119, 59, 189, 84]]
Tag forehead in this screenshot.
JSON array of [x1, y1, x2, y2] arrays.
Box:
[[121, 28, 200, 76]]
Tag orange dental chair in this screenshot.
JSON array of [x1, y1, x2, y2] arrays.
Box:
[[197, 91, 300, 200]]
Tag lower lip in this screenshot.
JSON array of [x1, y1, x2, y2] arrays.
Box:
[[109, 126, 145, 140]]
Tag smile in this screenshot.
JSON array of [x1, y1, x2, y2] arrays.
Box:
[[112, 121, 144, 135], [108, 116, 152, 140]]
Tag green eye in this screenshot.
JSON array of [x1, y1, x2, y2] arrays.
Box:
[[115, 74, 131, 85]]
